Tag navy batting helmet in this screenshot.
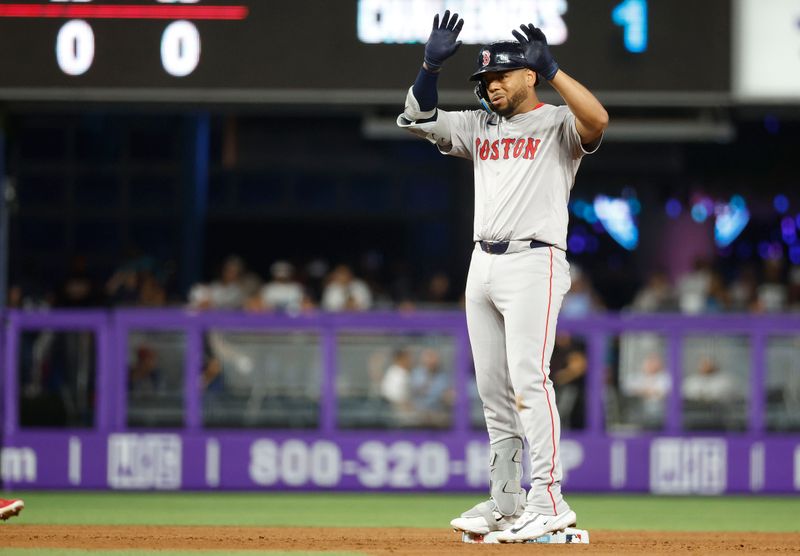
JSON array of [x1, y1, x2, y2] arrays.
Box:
[[470, 41, 539, 113], [469, 41, 529, 81]]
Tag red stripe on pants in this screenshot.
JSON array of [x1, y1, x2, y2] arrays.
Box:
[[540, 247, 558, 515]]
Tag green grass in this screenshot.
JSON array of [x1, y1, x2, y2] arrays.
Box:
[[4, 491, 800, 532]]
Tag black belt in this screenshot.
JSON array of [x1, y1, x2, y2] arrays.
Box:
[[477, 239, 554, 254]]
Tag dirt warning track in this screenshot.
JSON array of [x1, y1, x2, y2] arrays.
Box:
[[3, 525, 800, 554]]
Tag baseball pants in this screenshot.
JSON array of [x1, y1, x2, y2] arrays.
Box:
[[465, 244, 572, 515]]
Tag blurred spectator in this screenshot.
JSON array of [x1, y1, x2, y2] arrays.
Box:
[[189, 255, 251, 310], [380, 348, 414, 424], [200, 331, 255, 391], [321, 264, 372, 311], [201, 344, 224, 391], [418, 271, 456, 308], [755, 258, 787, 313], [240, 266, 263, 301], [105, 264, 140, 306], [683, 355, 743, 430], [630, 270, 677, 312], [676, 258, 712, 314], [250, 260, 308, 313], [138, 272, 167, 307], [627, 351, 671, 428], [705, 270, 731, 312], [551, 333, 587, 429], [7, 283, 51, 310], [729, 263, 759, 312], [7, 284, 23, 308], [106, 251, 152, 306], [56, 255, 98, 307], [106, 252, 169, 308], [410, 348, 453, 427], [128, 344, 162, 394], [561, 264, 604, 317], [187, 256, 258, 393], [670, 261, 730, 314], [683, 356, 736, 403]]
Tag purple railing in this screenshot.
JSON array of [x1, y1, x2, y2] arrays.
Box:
[[1, 309, 799, 493]]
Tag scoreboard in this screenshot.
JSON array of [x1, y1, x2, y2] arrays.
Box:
[[0, 0, 731, 103]]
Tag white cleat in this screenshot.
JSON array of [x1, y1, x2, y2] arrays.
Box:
[[495, 509, 577, 543], [450, 498, 523, 535]]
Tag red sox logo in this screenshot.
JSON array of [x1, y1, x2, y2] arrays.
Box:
[[481, 50, 491, 66]]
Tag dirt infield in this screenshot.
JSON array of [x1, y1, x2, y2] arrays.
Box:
[[2, 525, 799, 554]]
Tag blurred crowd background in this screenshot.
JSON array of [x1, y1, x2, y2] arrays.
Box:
[[3, 0, 800, 441], [6, 105, 800, 438], [5, 115, 799, 315]]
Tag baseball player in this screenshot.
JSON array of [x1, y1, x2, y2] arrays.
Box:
[[397, 11, 607, 543]]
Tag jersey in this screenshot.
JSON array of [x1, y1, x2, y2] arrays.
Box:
[[436, 104, 600, 250]]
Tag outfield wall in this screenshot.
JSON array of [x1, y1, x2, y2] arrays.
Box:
[[2, 309, 799, 493]]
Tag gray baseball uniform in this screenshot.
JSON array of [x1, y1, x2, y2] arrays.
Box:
[[400, 101, 600, 515]]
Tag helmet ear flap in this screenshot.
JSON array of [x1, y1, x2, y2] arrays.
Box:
[[474, 81, 494, 114]]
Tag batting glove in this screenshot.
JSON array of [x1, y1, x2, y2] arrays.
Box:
[[512, 23, 559, 81], [423, 10, 464, 71]]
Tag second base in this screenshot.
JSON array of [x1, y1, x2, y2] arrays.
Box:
[[460, 527, 590, 544]]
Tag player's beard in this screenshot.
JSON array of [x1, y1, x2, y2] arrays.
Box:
[[494, 86, 529, 117]]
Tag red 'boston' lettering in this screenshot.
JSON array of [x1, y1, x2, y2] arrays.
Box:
[[501, 138, 515, 159], [524, 138, 541, 160], [475, 137, 542, 161], [512, 138, 526, 158], [479, 139, 490, 160]]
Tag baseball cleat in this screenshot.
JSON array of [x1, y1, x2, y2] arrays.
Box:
[[0, 499, 24, 521], [450, 497, 524, 535], [495, 509, 577, 543]]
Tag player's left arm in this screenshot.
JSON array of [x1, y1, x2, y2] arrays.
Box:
[[548, 70, 608, 145], [512, 24, 608, 145]]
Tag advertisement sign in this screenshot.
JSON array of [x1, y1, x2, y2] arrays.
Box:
[[3, 432, 800, 493]]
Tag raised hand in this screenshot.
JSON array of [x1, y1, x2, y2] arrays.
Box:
[[511, 23, 559, 81], [424, 10, 464, 71]]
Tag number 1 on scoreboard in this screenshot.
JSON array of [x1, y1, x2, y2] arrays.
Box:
[[612, 0, 648, 54]]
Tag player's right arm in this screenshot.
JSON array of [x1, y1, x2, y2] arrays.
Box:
[[397, 11, 474, 159]]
